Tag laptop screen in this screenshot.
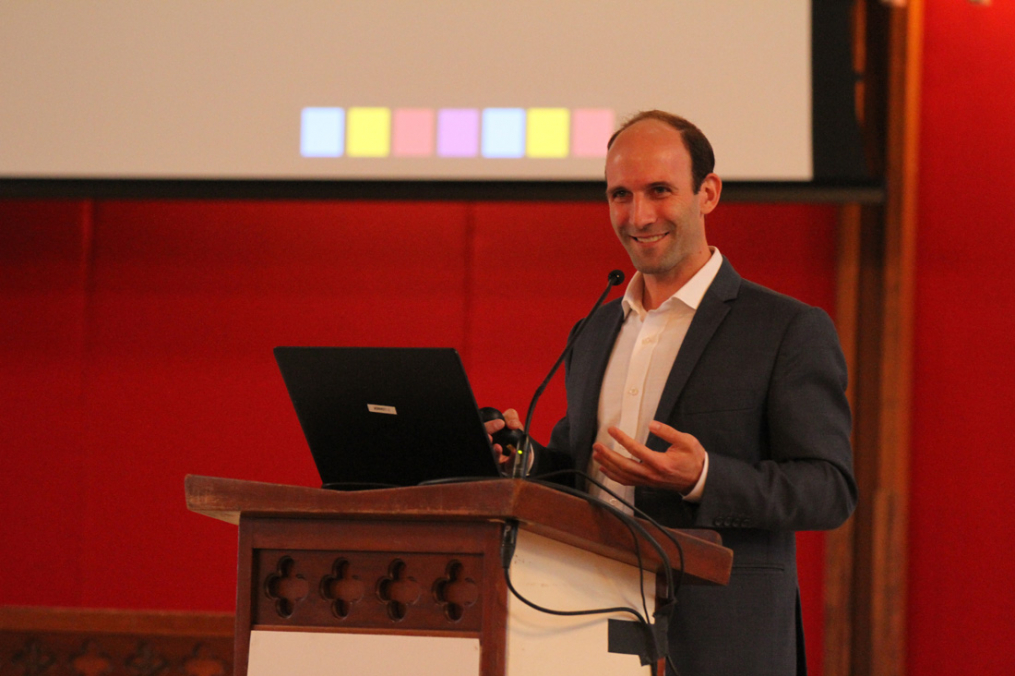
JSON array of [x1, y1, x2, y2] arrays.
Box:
[[274, 347, 501, 489]]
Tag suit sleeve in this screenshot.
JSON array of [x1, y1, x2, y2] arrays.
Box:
[[528, 413, 578, 478], [689, 306, 858, 531]]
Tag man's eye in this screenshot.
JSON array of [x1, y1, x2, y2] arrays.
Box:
[[652, 186, 671, 196], [610, 190, 629, 200]]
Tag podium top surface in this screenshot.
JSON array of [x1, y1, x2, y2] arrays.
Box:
[[185, 475, 733, 586]]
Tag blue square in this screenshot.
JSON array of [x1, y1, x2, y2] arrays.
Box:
[[301, 107, 345, 157], [482, 108, 525, 158]]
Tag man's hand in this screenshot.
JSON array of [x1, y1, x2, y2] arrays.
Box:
[[484, 408, 524, 466], [592, 420, 706, 494]]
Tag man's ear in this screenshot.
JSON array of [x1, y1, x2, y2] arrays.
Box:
[[697, 173, 722, 215]]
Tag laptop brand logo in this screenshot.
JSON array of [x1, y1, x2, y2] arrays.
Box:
[[367, 404, 398, 415]]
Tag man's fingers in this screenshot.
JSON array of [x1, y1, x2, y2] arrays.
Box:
[[502, 408, 523, 429], [606, 426, 665, 469], [648, 420, 690, 446], [594, 443, 652, 484]]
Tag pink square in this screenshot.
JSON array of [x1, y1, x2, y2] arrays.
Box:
[[392, 109, 435, 157], [571, 109, 615, 158]]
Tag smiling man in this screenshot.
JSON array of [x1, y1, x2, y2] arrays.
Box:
[[489, 110, 857, 675]]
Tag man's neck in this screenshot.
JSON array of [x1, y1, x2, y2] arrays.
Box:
[[641, 248, 712, 311]]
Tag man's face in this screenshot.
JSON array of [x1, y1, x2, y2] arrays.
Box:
[[605, 120, 716, 284]]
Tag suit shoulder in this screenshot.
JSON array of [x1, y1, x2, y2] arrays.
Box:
[[726, 279, 840, 350], [736, 279, 830, 321]]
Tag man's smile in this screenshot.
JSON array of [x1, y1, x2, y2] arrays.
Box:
[[630, 232, 669, 243]]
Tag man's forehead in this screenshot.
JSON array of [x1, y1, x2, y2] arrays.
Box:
[[605, 123, 692, 186], [612, 118, 684, 144]]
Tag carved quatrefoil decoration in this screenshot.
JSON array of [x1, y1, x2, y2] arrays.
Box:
[[12, 639, 56, 676], [264, 556, 310, 618], [71, 640, 113, 676], [182, 643, 228, 676], [320, 558, 366, 619], [432, 560, 479, 621], [125, 641, 168, 676], [376, 559, 421, 621]]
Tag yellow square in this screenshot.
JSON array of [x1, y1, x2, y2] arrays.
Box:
[[347, 107, 391, 157], [526, 108, 570, 158]]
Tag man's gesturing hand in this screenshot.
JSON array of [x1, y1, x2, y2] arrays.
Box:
[[592, 420, 706, 494]]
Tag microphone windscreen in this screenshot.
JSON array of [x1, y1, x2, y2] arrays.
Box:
[[608, 269, 626, 286]]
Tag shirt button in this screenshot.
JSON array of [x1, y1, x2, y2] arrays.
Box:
[[628, 387, 639, 396], [642, 336, 655, 344]]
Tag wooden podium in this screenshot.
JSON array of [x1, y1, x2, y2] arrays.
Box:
[[186, 475, 732, 676]]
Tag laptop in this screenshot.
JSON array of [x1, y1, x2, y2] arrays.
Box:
[[273, 347, 501, 489]]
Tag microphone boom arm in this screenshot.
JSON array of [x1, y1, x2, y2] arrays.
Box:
[[513, 269, 625, 478]]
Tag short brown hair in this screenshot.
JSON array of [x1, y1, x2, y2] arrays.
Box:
[[607, 110, 715, 193]]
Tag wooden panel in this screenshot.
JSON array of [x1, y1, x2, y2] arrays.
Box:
[[0, 606, 233, 676], [253, 549, 485, 632], [233, 518, 505, 676]]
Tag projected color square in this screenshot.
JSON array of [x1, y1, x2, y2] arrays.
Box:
[[527, 108, 570, 158], [301, 107, 345, 157], [392, 108, 435, 157], [437, 109, 479, 157], [482, 108, 525, 158], [347, 107, 391, 157], [572, 109, 615, 158]]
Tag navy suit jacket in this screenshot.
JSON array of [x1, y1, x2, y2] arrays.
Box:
[[536, 258, 857, 675]]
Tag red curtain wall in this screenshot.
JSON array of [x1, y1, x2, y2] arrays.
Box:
[[0, 199, 839, 673], [909, 2, 1015, 675]]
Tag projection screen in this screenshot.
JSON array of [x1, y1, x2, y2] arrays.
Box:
[[0, 0, 868, 196]]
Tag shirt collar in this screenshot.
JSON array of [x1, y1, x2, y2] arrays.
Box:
[[621, 248, 724, 319]]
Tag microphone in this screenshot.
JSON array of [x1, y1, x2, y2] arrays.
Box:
[[512, 269, 625, 478]]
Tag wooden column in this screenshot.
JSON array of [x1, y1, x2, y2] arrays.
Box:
[[826, 2, 922, 675]]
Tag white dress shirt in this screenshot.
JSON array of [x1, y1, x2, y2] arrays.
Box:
[[588, 248, 723, 513]]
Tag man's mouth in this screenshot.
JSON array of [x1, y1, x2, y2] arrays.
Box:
[[631, 233, 668, 243]]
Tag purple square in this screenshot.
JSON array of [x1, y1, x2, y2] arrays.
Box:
[[437, 109, 479, 157]]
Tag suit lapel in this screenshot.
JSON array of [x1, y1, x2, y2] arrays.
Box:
[[647, 258, 741, 452]]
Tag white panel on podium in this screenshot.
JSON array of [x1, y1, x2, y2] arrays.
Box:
[[506, 529, 653, 675], [247, 630, 481, 676]]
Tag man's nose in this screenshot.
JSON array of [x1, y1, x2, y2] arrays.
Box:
[[630, 194, 655, 228]]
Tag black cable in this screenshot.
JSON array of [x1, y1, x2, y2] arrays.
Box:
[[422, 471, 678, 618], [498, 501, 657, 628], [517, 478, 678, 666], [320, 481, 399, 490], [414, 474, 653, 623], [499, 492, 672, 666], [534, 469, 687, 601], [414, 470, 684, 613], [525, 479, 674, 613], [412, 470, 678, 663], [502, 555, 647, 626], [416, 475, 503, 486]]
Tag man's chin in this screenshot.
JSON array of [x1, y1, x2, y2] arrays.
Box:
[[629, 256, 676, 277]]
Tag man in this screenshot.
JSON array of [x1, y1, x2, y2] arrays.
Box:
[[488, 111, 857, 675]]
